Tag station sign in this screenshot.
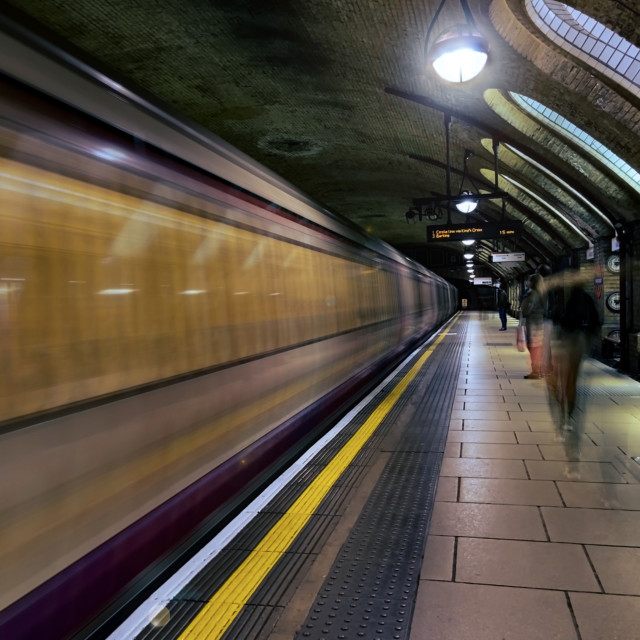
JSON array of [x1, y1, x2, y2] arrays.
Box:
[[426, 221, 523, 243], [491, 252, 525, 262], [473, 277, 492, 285]]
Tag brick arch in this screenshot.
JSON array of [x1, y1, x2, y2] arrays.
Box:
[[524, 0, 640, 97], [489, 0, 640, 140], [483, 89, 635, 223]]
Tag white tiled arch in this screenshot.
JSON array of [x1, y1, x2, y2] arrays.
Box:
[[525, 0, 640, 97]]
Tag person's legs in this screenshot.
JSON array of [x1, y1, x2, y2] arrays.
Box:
[[498, 307, 507, 330], [542, 319, 553, 374], [530, 344, 543, 377], [565, 333, 586, 421], [525, 323, 543, 378], [548, 327, 568, 435]]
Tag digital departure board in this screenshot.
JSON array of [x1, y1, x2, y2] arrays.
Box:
[[426, 221, 523, 243]]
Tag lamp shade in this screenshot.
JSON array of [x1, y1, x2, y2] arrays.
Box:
[[455, 190, 478, 213], [430, 25, 489, 83], [462, 239, 475, 246]]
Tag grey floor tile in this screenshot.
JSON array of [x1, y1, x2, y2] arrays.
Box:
[[586, 545, 640, 595], [456, 538, 599, 591], [463, 419, 530, 431], [462, 443, 542, 460], [462, 402, 522, 412], [516, 431, 576, 445], [539, 445, 621, 462], [435, 476, 458, 502], [411, 581, 578, 640], [447, 431, 517, 444], [452, 410, 512, 421], [525, 460, 626, 483], [590, 416, 640, 429], [459, 388, 516, 397], [556, 482, 640, 509], [619, 441, 640, 457], [542, 506, 640, 545], [528, 421, 604, 434], [429, 502, 546, 540], [458, 383, 504, 391], [587, 433, 640, 447], [514, 395, 551, 404], [440, 458, 528, 479], [527, 421, 560, 432], [519, 404, 554, 413], [421, 536, 454, 581], [444, 442, 461, 458], [569, 593, 640, 640], [460, 478, 562, 506]]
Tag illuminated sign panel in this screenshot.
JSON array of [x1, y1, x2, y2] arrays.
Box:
[[426, 221, 523, 243], [492, 252, 525, 262], [474, 277, 492, 285]]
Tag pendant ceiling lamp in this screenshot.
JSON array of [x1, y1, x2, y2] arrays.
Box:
[[456, 191, 478, 213], [425, 0, 489, 83], [455, 150, 479, 213]]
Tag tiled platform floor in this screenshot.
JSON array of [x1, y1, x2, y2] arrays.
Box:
[[411, 312, 640, 640]]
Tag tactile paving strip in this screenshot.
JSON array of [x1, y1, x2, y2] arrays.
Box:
[[131, 324, 465, 640], [295, 329, 466, 639]]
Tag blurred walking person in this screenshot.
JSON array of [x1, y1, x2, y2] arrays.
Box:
[[548, 282, 601, 478], [520, 274, 544, 379]]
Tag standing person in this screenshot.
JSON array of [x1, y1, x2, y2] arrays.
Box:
[[536, 264, 555, 375], [497, 284, 509, 331], [520, 274, 544, 379]]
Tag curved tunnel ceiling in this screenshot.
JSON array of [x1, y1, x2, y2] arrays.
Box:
[[1, 0, 638, 284]]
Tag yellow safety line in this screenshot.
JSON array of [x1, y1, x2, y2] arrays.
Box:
[[178, 319, 457, 639]]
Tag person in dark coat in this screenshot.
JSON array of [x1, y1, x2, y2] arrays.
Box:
[[520, 274, 544, 379], [497, 284, 509, 331]]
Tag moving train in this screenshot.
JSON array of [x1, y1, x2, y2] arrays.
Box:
[[0, 19, 457, 639]]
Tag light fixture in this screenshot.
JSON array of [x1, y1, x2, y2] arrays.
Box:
[[425, 0, 489, 84], [405, 207, 421, 223], [455, 190, 478, 213], [455, 150, 479, 213], [463, 252, 474, 259], [430, 25, 489, 83], [462, 239, 475, 246]]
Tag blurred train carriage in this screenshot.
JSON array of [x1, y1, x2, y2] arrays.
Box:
[[0, 25, 456, 640]]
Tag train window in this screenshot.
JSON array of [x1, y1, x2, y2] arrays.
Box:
[[0, 127, 416, 424]]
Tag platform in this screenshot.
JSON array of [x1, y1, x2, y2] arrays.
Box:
[[411, 312, 640, 640], [104, 311, 640, 640]]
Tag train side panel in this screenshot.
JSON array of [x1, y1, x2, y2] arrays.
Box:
[[0, 74, 456, 638]]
